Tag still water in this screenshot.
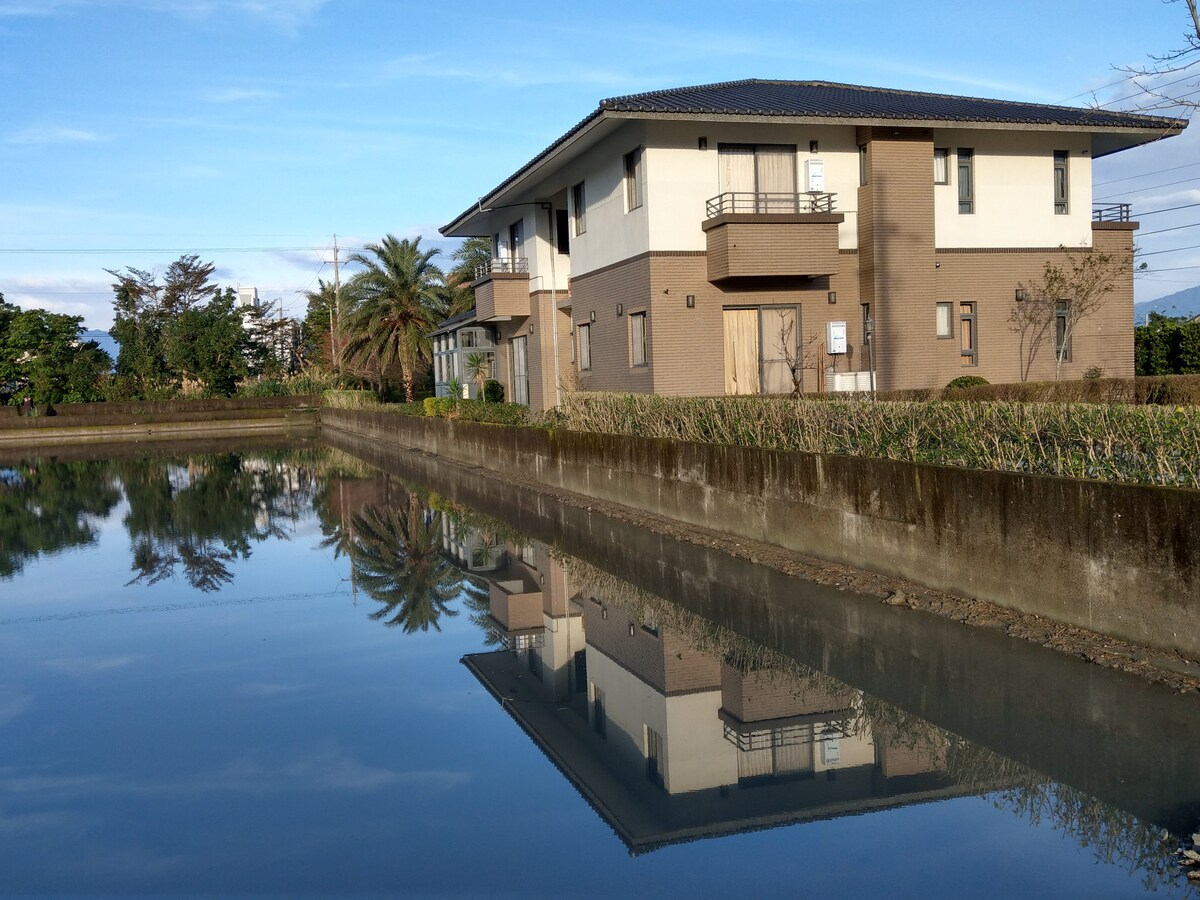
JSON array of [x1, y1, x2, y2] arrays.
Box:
[[1, 442, 1197, 898]]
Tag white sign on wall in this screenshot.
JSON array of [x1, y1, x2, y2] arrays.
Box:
[[827, 320, 848, 355]]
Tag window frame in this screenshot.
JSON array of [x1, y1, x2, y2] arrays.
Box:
[[934, 147, 949, 185], [959, 301, 977, 366], [571, 181, 586, 236], [936, 301, 953, 339], [623, 147, 644, 212], [1054, 150, 1069, 215], [1055, 299, 1072, 361], [957, 148, 974, 214], [630, 311, 647, 367], [577, 322, 592, 371], [858, 144, 868, 186]]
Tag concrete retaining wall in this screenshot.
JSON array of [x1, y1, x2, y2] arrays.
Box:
[[0, 397, 320, 446], [321, 408, 1200, 659]]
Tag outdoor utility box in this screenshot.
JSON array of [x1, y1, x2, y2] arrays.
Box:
[[805, 159, 825, 193], [827, 320, 847, 354]]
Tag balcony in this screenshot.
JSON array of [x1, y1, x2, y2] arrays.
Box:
[[702, 192, 844, 282], [1092, 203, 1131, 222], [471, 257, 530, 320]]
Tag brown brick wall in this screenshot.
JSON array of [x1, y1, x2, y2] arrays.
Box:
[[858, 127, 938, 391], [703, 217, 842, 281], [569, 255, 655, 395], [720, 665, 854, 722], [580, 597, 720, 695]]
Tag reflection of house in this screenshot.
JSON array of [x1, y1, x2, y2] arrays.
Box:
[[442, 526, 584, 693], [464, 588, 972, 853], [440, 80, 1184, 409]]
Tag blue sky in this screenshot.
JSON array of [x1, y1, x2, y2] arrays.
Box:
[[1, 0, 1198, 329]]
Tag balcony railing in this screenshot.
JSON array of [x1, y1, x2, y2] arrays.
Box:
[[474, 256, 529, 280], [706, 191, 837, 218], [1093, 203, 1132, 222]]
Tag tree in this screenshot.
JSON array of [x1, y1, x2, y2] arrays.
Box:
[[1120, 0, 1200, 115], [301, 278, 340, 371], [107, 255, 227, 396], [342, 235, 447, 401], [0, 296, 111, 404], [770, 308, 820, 396], [163, 288, 247, 395], [242, 298, 299, 377], [1013, 246, 1130, 381]]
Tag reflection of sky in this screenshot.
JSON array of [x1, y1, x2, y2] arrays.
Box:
[[0, 458, 1187, 897]]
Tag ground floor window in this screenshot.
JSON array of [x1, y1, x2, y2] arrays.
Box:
[[577, 323, 591, 371], [1055, 300, 1071, 362], [510, 335, 529, 405], [630, 312, 647, 367], [723, 305, 800, 395], [960, 302, 977, 366]]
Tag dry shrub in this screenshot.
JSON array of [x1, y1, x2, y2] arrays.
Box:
[[558, 392, 1200, 488]]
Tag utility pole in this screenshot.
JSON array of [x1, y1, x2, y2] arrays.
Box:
[[332, 234, 342, 374]]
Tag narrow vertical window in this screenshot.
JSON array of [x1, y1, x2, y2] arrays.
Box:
[[1054, 150, 1069, 215], [1055, 300, 1071, 360], [960, 302, 977, 365], [933, 148, 949, 184], [555, 208, 570, 254], [631, 312, 647, 366], [858, 144, 868, 186], [624, 147, 643, 211], [936, 302, 952, 338], [571, 182, 586, 235], [577, 323, 591, 371], [957, 149, 974, 214]]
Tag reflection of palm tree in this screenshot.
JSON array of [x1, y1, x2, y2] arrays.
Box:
[[348, 497, 462, 633]]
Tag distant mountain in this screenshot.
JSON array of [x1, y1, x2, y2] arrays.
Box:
[[82, 329, 119, 363], [1134, 285, 1200, 324]]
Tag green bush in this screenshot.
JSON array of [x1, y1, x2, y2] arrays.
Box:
[[453, 401, 531, 426], [945, 375, 989, 390], [483, 379, 504, 403]]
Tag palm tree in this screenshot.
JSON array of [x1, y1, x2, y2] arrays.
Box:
[[342, 235, 446, 401]]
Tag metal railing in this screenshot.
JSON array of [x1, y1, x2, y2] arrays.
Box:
[[1093, 203, 1132, 222], [474, 256, 529, 280], [706, 191, 837, 218]]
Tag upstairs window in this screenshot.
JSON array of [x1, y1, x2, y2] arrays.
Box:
[[624, 147, 644, 211], [555, 208, 570, 254], [859, 144, 868, 186], [957, 149, 974, 214], [1054, 150, 1069, 215], [571, 182, 586, 235], [934, 148, 949, 184]]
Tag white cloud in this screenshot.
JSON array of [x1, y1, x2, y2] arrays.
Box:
[[6, 125, 105, 146], [0, 0, 328, 32], [202, 87, 280, 103]]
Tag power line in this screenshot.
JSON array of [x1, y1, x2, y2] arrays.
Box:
[[0, 245, 368, 255], [1138, 201, 1200, 217], [1137, 242, 1200, 258], [1137, 220, 1200, 237], [1097, 175, 1200, 200], [1095, 161, 1200, 187]]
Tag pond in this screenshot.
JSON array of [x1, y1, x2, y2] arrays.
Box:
[[1, 440, 1197, 898]]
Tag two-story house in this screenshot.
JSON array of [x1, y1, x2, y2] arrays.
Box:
[[439, 79, 1184, 408]]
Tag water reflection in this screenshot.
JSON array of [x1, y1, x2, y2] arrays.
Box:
[[0, 460, 120, 577], [435, 495, 1194, 888]]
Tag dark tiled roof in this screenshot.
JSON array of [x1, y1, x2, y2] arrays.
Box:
[[601, 79, 1183, 129], [441, 79, 1183, 235], [430, 307, 478, 336]]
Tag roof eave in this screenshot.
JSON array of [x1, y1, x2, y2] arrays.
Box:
[[440, 108, 618, 238]]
